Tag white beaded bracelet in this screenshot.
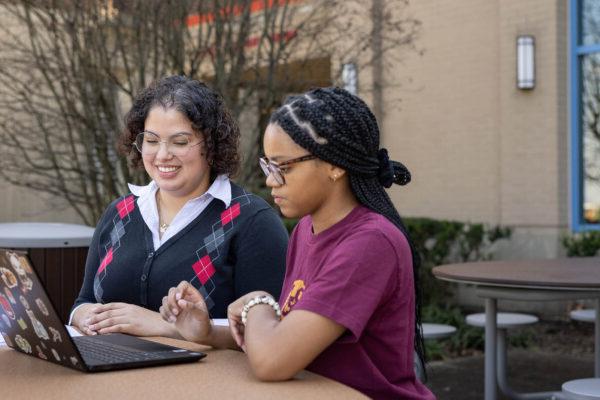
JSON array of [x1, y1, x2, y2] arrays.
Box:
[[241, 295, 282, 326]]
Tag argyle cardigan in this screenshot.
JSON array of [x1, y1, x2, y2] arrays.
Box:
[[72, 182, 288, 318]]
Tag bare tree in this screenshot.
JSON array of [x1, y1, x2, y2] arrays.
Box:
[[0, 0, 421, 224]]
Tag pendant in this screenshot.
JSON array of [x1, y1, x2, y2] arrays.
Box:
[[159, 223, 169, 233]]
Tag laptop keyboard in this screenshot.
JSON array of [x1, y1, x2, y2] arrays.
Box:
[[73, 336, 165, 364]]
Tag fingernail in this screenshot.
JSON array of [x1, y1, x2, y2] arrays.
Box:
[[169, 316, 176, 323], [175, 293, 181, 300], [172, 308, 178, 315]]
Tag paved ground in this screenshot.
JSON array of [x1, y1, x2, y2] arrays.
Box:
[[425, 349, 594, 399]]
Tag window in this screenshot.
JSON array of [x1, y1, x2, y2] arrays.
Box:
[[570, 0, 600, 230]]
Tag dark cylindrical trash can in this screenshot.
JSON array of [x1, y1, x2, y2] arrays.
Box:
[[0, 223, 94, 323]]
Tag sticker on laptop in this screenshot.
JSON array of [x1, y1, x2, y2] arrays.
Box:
[[15, 334, 32, 353], [17, 318, 27, 330], [26, 310, 49, 340], [1, 332, 12, 347], [70, 356, 79, 366], [0, 293, 15, 319], [1, 314, 11, 328], [35, 298, 49, 316], [3, 288, 15, 304], [0, 268, 17, 289], [36, 345, 48, 360], [19, 295, 30, 310], [51, 348, 60, 362], [49, 326, 62, 343]]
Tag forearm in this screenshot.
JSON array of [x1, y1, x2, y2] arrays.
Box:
[[205, 325, 238, 350], [244, 306, 295, 380]]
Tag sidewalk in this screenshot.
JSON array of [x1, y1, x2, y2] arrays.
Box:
[[425, 349, 594, 399]]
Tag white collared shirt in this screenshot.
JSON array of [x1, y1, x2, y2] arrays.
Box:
[[128, 174, 232, 250]]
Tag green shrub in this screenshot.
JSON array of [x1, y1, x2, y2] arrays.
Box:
[[405, 217, 511, 305], [562, 231, 600, 257]]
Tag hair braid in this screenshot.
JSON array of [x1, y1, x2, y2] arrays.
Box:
[[270, 87, 427, 377]]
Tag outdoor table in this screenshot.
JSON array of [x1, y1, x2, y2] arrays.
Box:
[[433, 258, 600, 400], [0, 223, 94, 322], [0, 336, 367, 399]]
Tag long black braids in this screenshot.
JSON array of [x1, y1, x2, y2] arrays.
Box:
[[270, 87, 426, 376]]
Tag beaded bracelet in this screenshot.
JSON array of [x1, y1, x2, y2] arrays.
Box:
[[241, 295, 282, 326]]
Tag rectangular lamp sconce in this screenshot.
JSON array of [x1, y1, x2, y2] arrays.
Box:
[[517, 35, 535, 89], [342, 63, 358, 95]]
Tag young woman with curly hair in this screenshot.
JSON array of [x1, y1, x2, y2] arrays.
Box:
[[69, 76, 288, 346]]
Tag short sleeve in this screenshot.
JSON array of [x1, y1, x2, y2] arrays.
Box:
[[293, 230, 403, 341]]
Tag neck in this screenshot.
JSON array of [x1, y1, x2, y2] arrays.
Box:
[[311, 184, 359, 235]]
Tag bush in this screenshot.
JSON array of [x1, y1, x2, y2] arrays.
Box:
[[404, 218, 511, 305], [562, 231, 600, 257]]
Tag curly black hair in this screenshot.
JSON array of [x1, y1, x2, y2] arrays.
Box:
[[270, 86, 426, 377], [119, 75, 240, 178]]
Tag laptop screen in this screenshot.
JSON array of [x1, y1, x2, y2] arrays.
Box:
[[0, 249, 85, 370]]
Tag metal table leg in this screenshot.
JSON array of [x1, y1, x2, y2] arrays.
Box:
[[485, 298, 497, 400], [596, 298, 600, 377]]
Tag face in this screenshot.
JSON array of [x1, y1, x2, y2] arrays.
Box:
[[263, 123, 333, 219], [142, 106, 210, 198]]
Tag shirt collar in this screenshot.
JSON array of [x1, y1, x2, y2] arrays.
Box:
[[127, 174, 232, 207]]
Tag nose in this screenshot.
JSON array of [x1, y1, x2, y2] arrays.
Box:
[[265, 171, 281, 188], [155, 141, 172, 159]]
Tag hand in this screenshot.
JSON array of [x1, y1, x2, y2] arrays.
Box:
[[71, 303, 103, 336], [227, 291, 270, 351], [160, 281, 212, 343], [85, 303, 170, 336]]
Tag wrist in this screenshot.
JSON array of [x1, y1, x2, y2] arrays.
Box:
[[241, 295, 281, 326]]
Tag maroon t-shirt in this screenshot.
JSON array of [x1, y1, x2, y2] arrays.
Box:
[[279, 206, 435, 400]]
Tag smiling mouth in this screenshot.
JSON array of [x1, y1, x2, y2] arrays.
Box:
[[156, 166, 180, 173]]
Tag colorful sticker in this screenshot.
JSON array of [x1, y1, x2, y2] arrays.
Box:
[[70, 356, 79, 366], [15, 334, 32, 353], [17, 318, 27, 330], [26, 310, 49, 340], [0, 293, 15, 319], [1, 314, 11, 328], [36, 345, 47, 360], [1, 332, 12, 347], [3, 288, 15, 304], [49, 326, 62, 343], [19, 295, 30, 310], [51, 348, 60, 362], [0, 268, 17, 289], [17, 255, 33, 274], [35, 298, 49, 316]]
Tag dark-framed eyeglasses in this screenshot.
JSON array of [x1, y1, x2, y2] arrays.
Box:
[[259, 154, 316, 185], [133, 132, 204, 157]]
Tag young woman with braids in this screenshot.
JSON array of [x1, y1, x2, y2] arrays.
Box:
[[160, 87, 435, 399]]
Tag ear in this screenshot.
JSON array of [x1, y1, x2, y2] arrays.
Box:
[[328, 164, 347, 182]]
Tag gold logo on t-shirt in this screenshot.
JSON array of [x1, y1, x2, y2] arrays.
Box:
[[281, 279, 305, 316]]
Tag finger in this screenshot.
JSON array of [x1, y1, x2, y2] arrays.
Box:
[[229, 321, 245, 349], [88, 316, 126, 332], [86, 309, 118, 325], [166, 286, 184, 316], [160, 301, 175, 323], [177, 281, 204, 303], [97, 324, 127, 335]]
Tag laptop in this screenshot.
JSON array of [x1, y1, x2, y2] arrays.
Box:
[[0, 248, 205, 372]]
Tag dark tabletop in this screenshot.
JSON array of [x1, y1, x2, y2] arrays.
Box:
[[432, 258, 600, 289]]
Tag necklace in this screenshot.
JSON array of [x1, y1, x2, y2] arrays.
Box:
[[156, 192, 170, 234]]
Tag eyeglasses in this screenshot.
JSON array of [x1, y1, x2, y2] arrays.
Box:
[[259, 154, 316, 185], [134, 132, 204, 157]]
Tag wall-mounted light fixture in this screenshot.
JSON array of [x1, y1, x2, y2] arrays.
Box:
[[342, 63, 358, 95], [517, 35, 535, 90]]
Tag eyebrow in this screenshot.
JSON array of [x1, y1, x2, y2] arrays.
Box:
[[143, 130, 195, 137]]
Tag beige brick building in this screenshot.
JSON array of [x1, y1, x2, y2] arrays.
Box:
[[2, 0, 598, 265]]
